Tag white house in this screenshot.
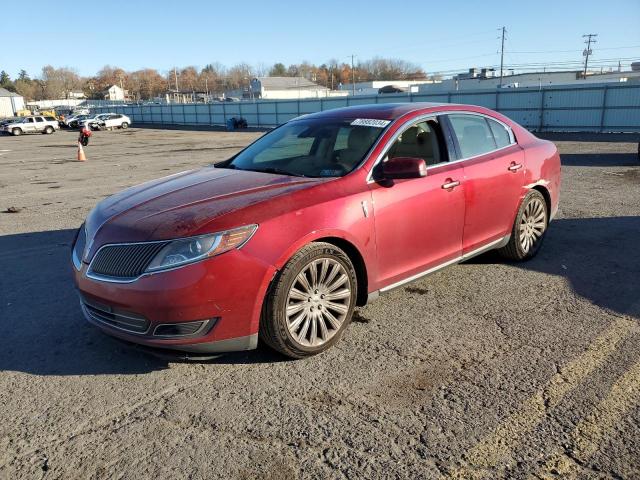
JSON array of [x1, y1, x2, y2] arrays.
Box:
[[248, 77, 348, 100], [0, 88, 25, 117], [104, 85, 126, 101], [339, 80, 436, 96]]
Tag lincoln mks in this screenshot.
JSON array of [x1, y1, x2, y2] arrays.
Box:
[[72, 103, 561, 358]]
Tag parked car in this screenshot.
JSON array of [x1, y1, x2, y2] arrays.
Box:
[[2, 115, 59, 135], [68, 115, 93, 129], [0, 117, 21, 128], [72, 103, 561, 358], [100, 113, 131, 129], [61, 114, 83, 128], [79, 114, 108, 130]]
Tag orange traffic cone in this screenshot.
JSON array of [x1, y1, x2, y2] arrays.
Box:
[[77, 142, 87, 161]]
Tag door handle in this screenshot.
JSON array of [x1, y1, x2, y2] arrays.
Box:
[[508, 162, 523, 171], [441, 180, 460, 190]]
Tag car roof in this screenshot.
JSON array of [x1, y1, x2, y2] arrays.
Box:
[[299, 102, 448, 122]]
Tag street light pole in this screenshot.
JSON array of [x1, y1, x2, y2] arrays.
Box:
[[499, 26, 506, 87], [583, 33, 598, 79], [350, 54, 356, 96]]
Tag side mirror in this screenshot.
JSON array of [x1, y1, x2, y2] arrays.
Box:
[[381, 156, 427, 179]]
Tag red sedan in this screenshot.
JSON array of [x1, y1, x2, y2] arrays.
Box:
[[72, 103, 561, 358]]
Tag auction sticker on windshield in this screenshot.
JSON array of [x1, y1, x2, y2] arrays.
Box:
[[350, 119, 391, 128]]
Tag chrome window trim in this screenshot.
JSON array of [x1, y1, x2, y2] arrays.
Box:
[[365, 110, 517, 184]]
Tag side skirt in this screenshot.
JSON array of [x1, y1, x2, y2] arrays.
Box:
[[366, 235, 510, 301]]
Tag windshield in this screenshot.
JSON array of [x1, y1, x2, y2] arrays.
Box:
[[223, 118, 387, 178]]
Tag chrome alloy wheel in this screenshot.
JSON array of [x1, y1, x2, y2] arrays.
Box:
[[519, 197, 547, 253], [285, 258, 352, 347]]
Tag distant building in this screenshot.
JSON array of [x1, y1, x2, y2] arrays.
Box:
[[67, 90, 86, 99], [104, 85, 129, 101], [339, 80, 436, 96], [0, 88, 25, 117], [248, 77, 348, 99], [417, 68, 640, 93], [164, 90, 213, 104]]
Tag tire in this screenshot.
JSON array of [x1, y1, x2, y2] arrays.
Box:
[[259, 242, 358, 359], [12, 128, 22, 136], [498, 190, 548, 261], [44, 126, 54, 134], [121, 122, 129, 129]]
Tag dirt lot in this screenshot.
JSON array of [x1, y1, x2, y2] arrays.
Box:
[[0, 127, 639, 479]]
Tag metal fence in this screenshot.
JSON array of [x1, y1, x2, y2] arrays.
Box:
[[89, 82, 640, 133]]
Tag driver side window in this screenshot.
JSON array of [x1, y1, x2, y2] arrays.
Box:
[[387, 120, 442, 167], [254, 128, 315, 164]]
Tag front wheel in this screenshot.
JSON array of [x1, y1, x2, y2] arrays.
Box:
[[121, 122, 129, 129], [44, 126, 54, 134], [12, 128, 22, 136], [498, 190, 548, 261], [260, 242, 357, 359]]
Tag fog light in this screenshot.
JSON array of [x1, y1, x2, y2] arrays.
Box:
[[153, 318, 218, 337]]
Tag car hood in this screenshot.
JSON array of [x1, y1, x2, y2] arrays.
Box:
[[85, 166, 327, 248]]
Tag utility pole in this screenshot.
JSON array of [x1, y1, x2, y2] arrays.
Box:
[[350, 54, 356, 96], [499, 26, 506, 87], [582, 33, 597, 79], [174, 67, 179, 92]]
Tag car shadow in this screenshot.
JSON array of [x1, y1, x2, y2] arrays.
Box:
[[560, 153, 638, 167], [466, 216, 640, 319], [0, 228, 285, 376]]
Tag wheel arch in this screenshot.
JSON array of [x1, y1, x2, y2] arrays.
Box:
[[531, 184, 551, 221], [314, 236, 369, 307]]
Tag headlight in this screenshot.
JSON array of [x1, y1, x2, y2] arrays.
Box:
[[145, 224, 257, 273]]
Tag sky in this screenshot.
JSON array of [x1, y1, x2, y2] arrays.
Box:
[[2, 0, 639, 79]]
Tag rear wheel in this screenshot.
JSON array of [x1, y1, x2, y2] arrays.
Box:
[[498, 190, 548, 261], [44, 126, 54, 134], [121, 122, 129, 129], [11, 128, 22, 136], [260, 242, 357, 358]]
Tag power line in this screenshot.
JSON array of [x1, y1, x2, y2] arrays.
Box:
[[508, 44, 640, 54]]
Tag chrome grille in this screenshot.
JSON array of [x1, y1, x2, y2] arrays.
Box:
[[82, 299, 150, 334], [89, 241, 168, 280]]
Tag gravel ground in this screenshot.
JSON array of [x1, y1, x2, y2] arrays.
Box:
[[0, 127, 638, 479]]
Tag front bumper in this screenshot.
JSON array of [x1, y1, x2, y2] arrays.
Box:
[[74, 248, 276, 353]]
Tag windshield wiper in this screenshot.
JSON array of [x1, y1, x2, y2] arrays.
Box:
[[214, 162, 238, 169], [245, 167, 306, 177]]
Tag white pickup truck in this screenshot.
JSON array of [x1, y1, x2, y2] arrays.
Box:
[[1, 116, 60, 136]]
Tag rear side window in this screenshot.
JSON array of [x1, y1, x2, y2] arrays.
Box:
[[45, 116, 56, 121], [448, 114, 496, 158], [35, 117, 44, 122], [487, 118, 512, 148]]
